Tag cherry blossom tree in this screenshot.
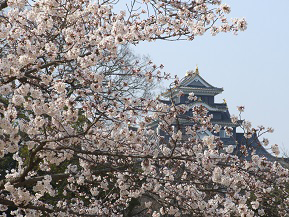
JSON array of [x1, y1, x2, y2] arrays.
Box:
[[0, 0, 288, 216]]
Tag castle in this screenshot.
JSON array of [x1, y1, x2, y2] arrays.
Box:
[[152, 67, 284, 162]]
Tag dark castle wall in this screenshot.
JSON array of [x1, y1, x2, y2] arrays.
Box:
[[180, 94, 214, 105]]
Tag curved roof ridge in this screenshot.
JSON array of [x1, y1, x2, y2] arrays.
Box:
[[180, 69, 221, 90]]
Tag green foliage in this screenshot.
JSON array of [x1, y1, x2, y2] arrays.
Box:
[[0, 154, 16, 180]]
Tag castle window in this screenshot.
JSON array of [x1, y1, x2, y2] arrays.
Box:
[[157, 126, 160, 136], [172, 125, 176, 133], [219, 130, 230, 138], [214, 113, 222, 120], [174, 96, 180, 104]]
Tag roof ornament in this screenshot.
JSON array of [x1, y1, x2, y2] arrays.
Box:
[[223, 98, 228, 109], [185, 65, 199, 76], [195, 65, 199, 75]]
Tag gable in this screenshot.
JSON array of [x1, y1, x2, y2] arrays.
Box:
[[187, 79, 208, 88], [181, 74, 213, 88]]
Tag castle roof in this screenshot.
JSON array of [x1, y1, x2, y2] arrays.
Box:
[[161, 67, 223, 98]]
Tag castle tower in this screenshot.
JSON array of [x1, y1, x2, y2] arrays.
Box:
[[151, 67, 284, 163], [160, 67, 238, 147]]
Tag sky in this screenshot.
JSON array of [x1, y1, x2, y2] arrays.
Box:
[[128, 0, 289, 154]]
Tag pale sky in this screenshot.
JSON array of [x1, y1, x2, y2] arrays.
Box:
[[130, 0, 289, 154]]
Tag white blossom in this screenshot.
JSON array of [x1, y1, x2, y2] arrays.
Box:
[[225, 145, 234, 154], [271, 144, 280, 155]]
